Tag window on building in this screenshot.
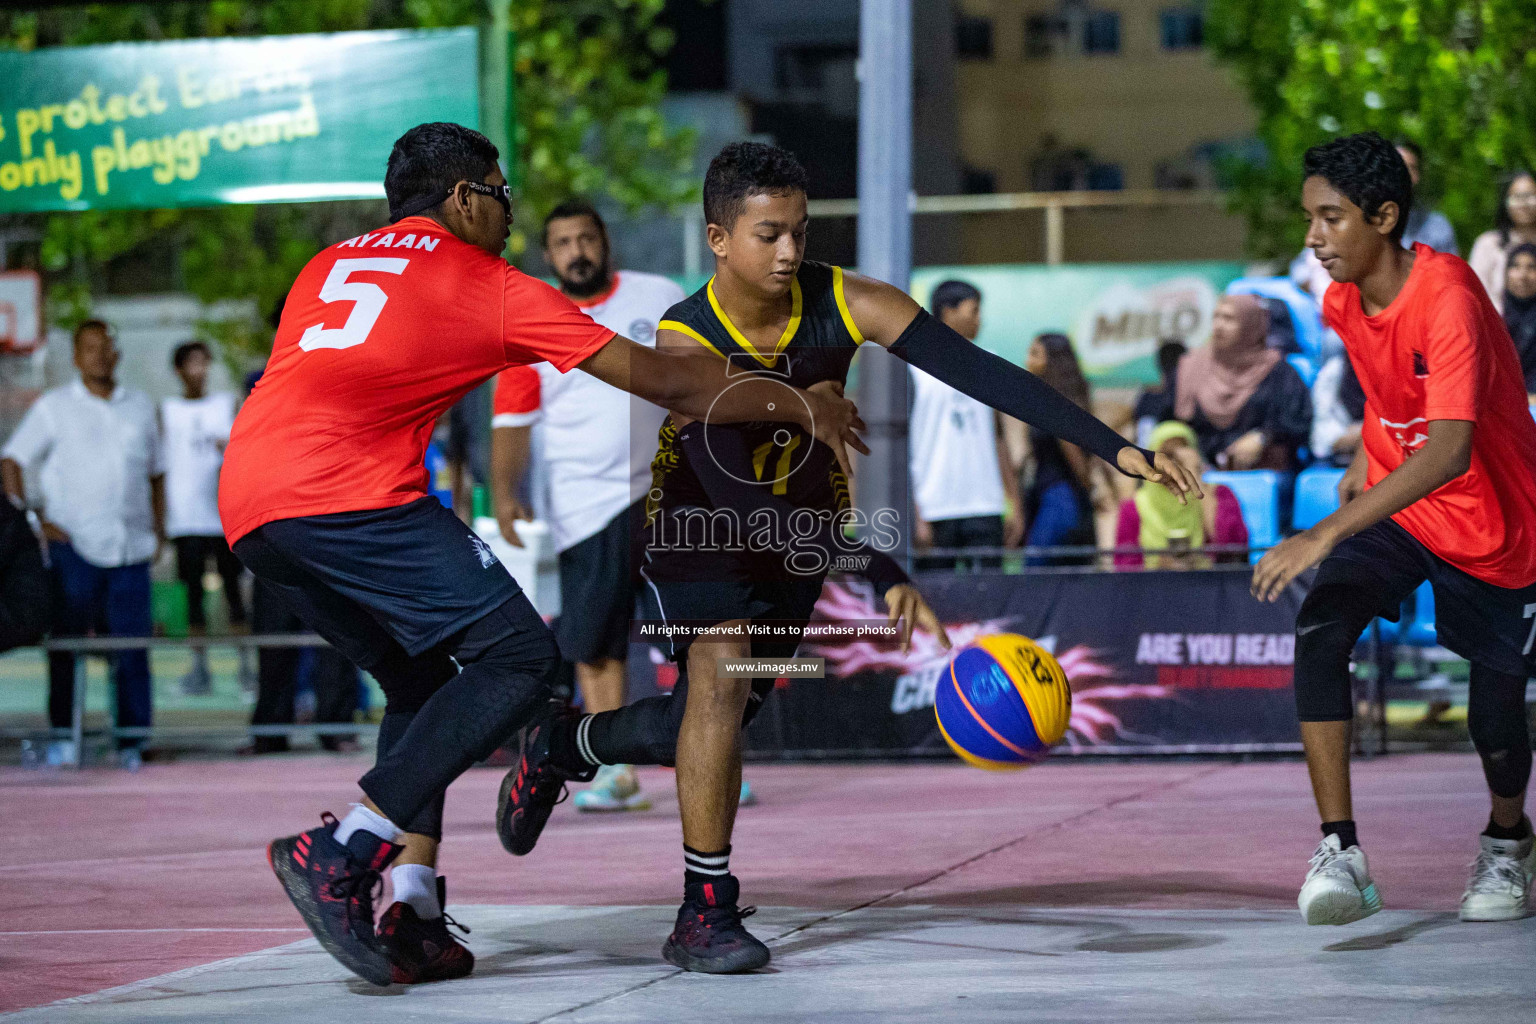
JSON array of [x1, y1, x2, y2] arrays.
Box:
[[774, 45, 859, 116], [1086, 163, 1124, 191], [961, 166, 997, 195], [1024, 15, 1066, 59], [1082, 10, 1120, 55], [956, 16, 993, 60], [1160, 7, 1204, 50]]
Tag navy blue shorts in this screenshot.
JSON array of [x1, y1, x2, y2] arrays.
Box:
[[233, 497, 523, 664], [1315, 518, 1536, 677], [638, 536, 825, 662], [555, 498, 647, 665]]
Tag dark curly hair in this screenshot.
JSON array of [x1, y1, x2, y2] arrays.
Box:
[[385, 122, 499, 222], [703, 141, 809, 230], [1302, 132, 1414, 243]]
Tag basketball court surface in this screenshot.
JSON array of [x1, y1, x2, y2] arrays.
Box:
[[3, 753, 1532, 1022]]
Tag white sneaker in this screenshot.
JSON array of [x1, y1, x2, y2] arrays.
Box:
[[1459, 833, 1535, 922], [572, 765, 651, 812], [1298, 834, 1383, 925], [44, 739, 79, 768], [179, 661, 211, 695]]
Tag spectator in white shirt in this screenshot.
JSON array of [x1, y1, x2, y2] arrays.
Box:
[[909, 280, 1023, 570], [1310, 354, 1367, 466], [1, 320, 164, 768], [162, 340, 243, 693], [491, 198, 684, 813]]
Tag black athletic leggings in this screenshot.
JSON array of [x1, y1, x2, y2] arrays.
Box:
[[1294, 582, 1532, 799], [567, 637, 799, 769], [358, 597, 560, 837]]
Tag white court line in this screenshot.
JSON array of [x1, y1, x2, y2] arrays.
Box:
[[0, 928, 308, 936]]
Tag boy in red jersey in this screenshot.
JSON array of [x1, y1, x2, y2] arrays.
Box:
[[1253, 133, 1536, 925], [219, 123, 865, 986]]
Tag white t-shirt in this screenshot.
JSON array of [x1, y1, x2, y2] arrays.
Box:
[[908, 365, 1006, 522], [2, 380, 163, 567], [492, 270, 685, 551], [161, 392, 236, 538]]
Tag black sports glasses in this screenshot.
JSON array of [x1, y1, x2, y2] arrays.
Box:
[[393, 179, 512, 221]]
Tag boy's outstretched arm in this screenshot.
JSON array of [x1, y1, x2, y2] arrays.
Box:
[[839, 272, 1201, 501]]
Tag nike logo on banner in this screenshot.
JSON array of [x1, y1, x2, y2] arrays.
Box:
[[1296, 621, 1337, 636]]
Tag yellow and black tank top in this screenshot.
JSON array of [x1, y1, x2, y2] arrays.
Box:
[[647, 260, 863, 521]]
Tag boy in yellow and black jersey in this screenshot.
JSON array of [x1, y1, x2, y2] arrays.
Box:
[[497, 142, 1201, 975], [645, 258, 861, 522]]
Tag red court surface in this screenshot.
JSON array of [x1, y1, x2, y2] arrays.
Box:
[[0, 752, 1518, 1014]]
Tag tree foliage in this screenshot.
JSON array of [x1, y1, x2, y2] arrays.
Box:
[[1207, 0, 1536, 257], [1, 0, 696, 342]]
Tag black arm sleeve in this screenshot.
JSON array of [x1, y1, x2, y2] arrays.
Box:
[[889, 309, 1148, 474], [678, 424, 911, 597]]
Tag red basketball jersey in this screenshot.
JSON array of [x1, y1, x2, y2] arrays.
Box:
[[1323, 244, 1536, 588], [220, 216, 615, 543]]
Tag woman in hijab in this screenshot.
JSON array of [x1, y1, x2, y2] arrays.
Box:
[[1115, 421, 1249, 569], [1501, 242, 1536, 398], [1175, 294, 1312, 472]]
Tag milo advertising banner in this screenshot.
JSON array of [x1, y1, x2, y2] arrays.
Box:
[[0, 28, 479, 212], [910, 262, 1247, 386], [621, 569, 1307, 758]]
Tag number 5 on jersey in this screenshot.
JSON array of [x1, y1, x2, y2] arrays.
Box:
[[299, 258, 410, 352]]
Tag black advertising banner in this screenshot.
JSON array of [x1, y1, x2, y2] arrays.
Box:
[[624, 568, 1307, 758]]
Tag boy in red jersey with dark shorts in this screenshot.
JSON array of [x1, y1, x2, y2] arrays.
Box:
[[219, 123, 865, 987], [1253, 133, 1536, 926]]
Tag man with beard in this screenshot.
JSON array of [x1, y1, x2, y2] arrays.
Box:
[[491, 199, 686, 813]]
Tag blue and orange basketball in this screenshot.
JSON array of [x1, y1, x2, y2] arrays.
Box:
[[935, 633, 1072, 770]]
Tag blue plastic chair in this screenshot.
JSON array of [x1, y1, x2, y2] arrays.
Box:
[[1203, 470, 1280, 561], [1226, 277, 1325, 363], [1292, 465, 1345, 530], [1359, 581, 1435, 646], [1286, 353, 1318, 388], [1402, 583, 1437, 646]]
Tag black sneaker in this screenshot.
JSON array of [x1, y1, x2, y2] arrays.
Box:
[[378, 877, 474, 984], [662, 875, 771, 974], [268, 813, 401, 986], [496, 706, 590, 856]]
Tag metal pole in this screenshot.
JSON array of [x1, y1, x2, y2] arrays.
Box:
[[1045, 203, 1065, 265], [71, 657, 86, 770], [683, 210, 703, 281], [856, 0, 913, 564]]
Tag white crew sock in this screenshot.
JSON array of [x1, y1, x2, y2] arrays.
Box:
[[390, 864, 442, 919], [332, 803, 403, 847]]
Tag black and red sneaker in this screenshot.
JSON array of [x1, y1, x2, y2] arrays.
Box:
[[661, 875, 771, 974], [496, 706, 590, 856], [378, 877, 474, 985], [268, 813, 401, 986]]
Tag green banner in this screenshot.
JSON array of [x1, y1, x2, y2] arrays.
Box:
[[911, 262, 1247, 386], [0, 28, 479, 212]]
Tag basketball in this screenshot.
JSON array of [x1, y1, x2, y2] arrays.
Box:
[[935, 633, 1072, 770]]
